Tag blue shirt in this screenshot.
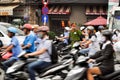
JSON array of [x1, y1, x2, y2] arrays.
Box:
[[23, 32, 36, 53], [10, 36, 22, 59], [63, 32, 69, 44]]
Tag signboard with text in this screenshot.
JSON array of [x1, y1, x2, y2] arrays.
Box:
[[42, 0, 49, 25]]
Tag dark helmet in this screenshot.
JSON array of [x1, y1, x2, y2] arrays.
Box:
[[102, 30, 113, 40], [98, 26, 104, 30]]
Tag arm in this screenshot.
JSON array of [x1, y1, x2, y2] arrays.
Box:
[[90, 51, 102, 59], [3, 45, 14, 53], [25, 40, 51, 57], [95, 44, 114, 63], [22, 35, 35, 50], [84, 35, 96, 47], [22, 44, 31, 50], [25, 48, 47, 57]]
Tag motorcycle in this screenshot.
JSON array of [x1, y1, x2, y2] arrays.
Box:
[[65, 56, 120, 80], [5, 42, 81, 80]]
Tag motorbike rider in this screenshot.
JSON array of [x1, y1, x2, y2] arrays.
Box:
[[87, 30, 114, 80], [21, 24, 36, 53], [32, 25, 41, 49], [79, 26, 100, 56], [24, 26, 52, 80], [56, 26, 70, 45], [80, 26, 87, 41], [2, 27, 22, 71], [112, 29, 120, 43], [95, 26, 104, 49]]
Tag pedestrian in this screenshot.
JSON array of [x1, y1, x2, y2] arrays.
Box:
[[2, 27, 22, 71], [24, 26, 52, 80], [21, 23, 36, 53]]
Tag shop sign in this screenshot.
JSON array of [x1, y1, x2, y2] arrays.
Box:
[[42, 0, 49, 6], [42, 14, 48, 23], [0, 11, 12, 16], [42, 6, 49, 14]]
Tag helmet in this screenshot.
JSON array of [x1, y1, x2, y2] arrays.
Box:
[[32, 25, 39, 29], [87, 26, 94, 31], [102, 30, 113, 37], [37, 26, 49, 32], [23, 24, 32, 30], [8, 27, 17, 34], [98, 26, 104, 30], [80, 26, 85, 31], [65, 27, 71, 31]]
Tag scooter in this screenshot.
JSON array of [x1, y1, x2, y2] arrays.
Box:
[[65, 56, 120, 80], [5, 42, 81, 80]]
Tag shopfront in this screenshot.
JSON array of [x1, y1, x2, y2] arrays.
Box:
[[0, 5, 19, 22], [48, 5, 71, 35]]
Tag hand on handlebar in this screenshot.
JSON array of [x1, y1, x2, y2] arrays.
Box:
[[24, 54, 30, 58], [87, 59, 96, 63]]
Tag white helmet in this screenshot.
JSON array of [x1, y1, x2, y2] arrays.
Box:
[[37, 26, 49, 32], [87, 26, 94, 31], [65, 27, 71, 31], [80, 26, 85, 31]]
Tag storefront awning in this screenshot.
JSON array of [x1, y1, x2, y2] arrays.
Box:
[[84, 16, 107, 26], [0, 5, 19, 16], [48, 6, 71, 15], [86, 6, 107, 15]]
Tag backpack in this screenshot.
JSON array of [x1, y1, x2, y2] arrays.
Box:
[[48, 41, 58, 64]]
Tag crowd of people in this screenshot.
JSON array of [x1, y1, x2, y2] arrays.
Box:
[[0, 22, 120, 80], [55, 23, 120, 80]]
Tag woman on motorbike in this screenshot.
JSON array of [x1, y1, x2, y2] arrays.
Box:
[[87, 30, 114, 80]]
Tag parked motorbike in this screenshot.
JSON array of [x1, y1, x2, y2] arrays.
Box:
[[65, 56, 120, 80]]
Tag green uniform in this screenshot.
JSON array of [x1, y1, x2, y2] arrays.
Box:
[[69, 29, 82, 45]]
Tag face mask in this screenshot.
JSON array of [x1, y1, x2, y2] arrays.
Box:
[[116, 31, 119, 35], [101, 36, 106, 43], [38, 33, 43, 38]]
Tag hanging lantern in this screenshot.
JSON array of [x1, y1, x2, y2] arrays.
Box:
[[61, 21, 65, 27], [68, 20, 71, 27]]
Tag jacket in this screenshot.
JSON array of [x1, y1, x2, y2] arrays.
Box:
[[90, 43, 114, 75]]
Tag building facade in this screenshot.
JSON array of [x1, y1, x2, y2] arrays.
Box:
[[47, 0, 108, 34], [0, 0, 108, 35], [0, 0, 24, 22]]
